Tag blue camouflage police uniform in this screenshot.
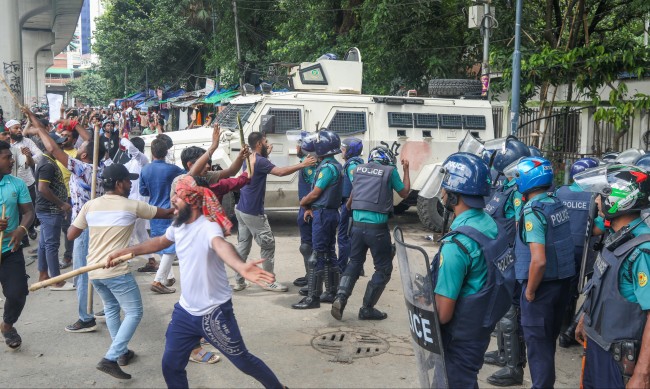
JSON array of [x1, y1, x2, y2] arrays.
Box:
[[515, 192, 575, 388], [582, 218, 650, 388], [338, 156, 363, 271], [297, 159, 316, 248], [311, 156, 343, 270]]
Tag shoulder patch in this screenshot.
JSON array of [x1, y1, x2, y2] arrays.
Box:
[[318, 172, 323, 179], [639, 272, 648, 287], [307, 169, 313, 175], [439, 253, 444, 268], [514, 198, 521, 207], [525, 220, 533, 232]]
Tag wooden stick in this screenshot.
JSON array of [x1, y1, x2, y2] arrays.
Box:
[[0, 205, 5, 259], [87, 124, 101, 313], [29, 253, 134, 292], [237, 113, 252, 176], [0, 74, 24, 108]]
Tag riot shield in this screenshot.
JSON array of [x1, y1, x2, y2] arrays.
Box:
[[578, 193, 597, 292], [393, 226, 448, 388]]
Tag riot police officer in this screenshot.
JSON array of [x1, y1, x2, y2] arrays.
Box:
[[483, 138, 530, 386], [293, 137, 317, 288], [293, 131, 343, 310], [554, 157, 599, 348], [430, 152, 516, 388], [336, 138, 364, 275], [575, 164, 650, 389], [331, 146, 410, 320], [514, 156, 576, 388]]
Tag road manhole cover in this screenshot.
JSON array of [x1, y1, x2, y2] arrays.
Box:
[[311, 330, 390, 363]]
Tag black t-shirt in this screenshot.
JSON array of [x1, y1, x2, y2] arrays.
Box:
[[35, 154, 67, 214]]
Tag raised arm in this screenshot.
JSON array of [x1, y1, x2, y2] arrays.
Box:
[[270, 155, 316, 177], [188, 125, 220, 176], [21, 107, 70, 167]]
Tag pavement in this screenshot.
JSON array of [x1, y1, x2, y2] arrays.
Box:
[[1, 210, 582, 388]]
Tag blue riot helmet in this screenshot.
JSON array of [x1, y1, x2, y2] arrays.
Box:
[[341, 137, 363, 159], [439, 152, 491, 208], [636, 154, 650, 171], [615, 148, 645, 164], [313, 130, 341, 157], [492, 138, 531, 173], [514, 157, 554, 195], [601, 152, 619, 164], [368, 146, 396, 166], [528, 146, 543, 157], [570, 157, 599, 179], [300, 134, 316, 155]]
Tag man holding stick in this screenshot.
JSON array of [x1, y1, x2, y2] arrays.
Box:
[[67, 164, 173, 379], [0, 140, 35, 350], [108, 175, 286, 389]]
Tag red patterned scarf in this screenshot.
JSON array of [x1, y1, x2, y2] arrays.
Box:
[[175, 175, 233, 236]]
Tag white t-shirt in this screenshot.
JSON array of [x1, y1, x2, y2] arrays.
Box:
[[165, 215, 231, 316]]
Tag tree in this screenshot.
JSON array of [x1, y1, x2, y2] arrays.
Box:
[[67, 71, 112, 107]]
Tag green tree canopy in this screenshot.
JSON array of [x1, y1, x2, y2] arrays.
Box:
[[67, 71, 112, 106]]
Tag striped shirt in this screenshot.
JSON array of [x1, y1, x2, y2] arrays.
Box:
[[72, 194, 157, 279]]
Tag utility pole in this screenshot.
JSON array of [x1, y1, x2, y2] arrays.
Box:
[[211, 5, 219, 86], [481, 0, 492, 98], [124, 65, 127, 97], [145, 67, 148, 97], [510, 0, 523, 135], [232, 0, 245, 95]]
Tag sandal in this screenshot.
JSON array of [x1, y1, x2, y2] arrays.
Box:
[[137, 263, 159, 273], [189, 348, 220, 364], [2, 327, 22, 350]]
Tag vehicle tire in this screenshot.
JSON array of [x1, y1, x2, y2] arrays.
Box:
[[393, 202, 410, 215], [416, 195, 453, 232], [428, 79, 483, 98]]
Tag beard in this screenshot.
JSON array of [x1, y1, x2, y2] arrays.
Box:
[[260, 144, 269, 158], [10, 133, 23, 142], [172, 204, 192, 227]]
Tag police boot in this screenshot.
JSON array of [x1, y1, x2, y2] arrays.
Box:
[[292, 254, 322, 310], [358, 282, 387, 320], [293, 243, 312, 287], [484, 317, 506, 367], [486, 306, 525, 387], [320, 264, 339, 304], [331, 273, 358, 321]]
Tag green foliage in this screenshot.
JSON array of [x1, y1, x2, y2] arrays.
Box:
[[66, 71, 112, 106]]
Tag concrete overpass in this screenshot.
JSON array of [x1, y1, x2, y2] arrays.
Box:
[[0, 0, 83, 120]]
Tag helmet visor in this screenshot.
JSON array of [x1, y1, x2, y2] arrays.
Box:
[[503, 157, 524, 179], [285, 130, 305, 142], [419, 165, 446, 199], [458, 131, 484, 155], [483, 137, 508, 153], [573, 165, 610, 194]]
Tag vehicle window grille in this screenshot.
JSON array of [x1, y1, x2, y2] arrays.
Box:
[[414, 113, 438, 128], [440, 114, 463, 129], [327, 111, 367, 135], [388, 112, 413, 127], [215, 103, 256, 129], [267, 108, 302, 134], [463, 115, 487, 130]]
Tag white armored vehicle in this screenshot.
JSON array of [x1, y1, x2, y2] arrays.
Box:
[[144, 48, 495, 231]]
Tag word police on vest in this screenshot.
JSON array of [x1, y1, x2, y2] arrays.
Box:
[[356, 166, 385, 176], [550, 209, 570, 227], [561, 200, 588, 210]]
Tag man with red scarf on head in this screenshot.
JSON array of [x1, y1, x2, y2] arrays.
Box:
[[108, 175, 285, 389]]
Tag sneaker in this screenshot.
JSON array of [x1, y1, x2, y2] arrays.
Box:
[[65, 319, 97, 333], [96, 358, 131, 380], [151, 282, 176, 294], [117, 349, 135, 366], [232, 280, 248, 292], [262, 281, 288, 292], [94, 311, 105, 320]]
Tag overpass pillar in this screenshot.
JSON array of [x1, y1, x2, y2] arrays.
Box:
[[0, 0, 22, 120]]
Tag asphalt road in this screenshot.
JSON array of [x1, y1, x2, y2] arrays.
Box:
[[1, 210, 582, 388]]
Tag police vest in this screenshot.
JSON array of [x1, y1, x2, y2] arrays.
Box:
[[514, 197, 576, 281], [351, 162, 395, 214], [484, 184, 517, 243], [555, 186, 595, 260], [342, 157, 363, 199], [311, 159, 343, 209], [431, 224, 516, 340], [298, 165, 314, 200], [583, 235, 650, 351]]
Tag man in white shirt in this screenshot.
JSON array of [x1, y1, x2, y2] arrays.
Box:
[[108, 175, 285, 389], [6, 119, 41, 242]]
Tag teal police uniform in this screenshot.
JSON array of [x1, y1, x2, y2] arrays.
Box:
[[337, 157, 362, 270]]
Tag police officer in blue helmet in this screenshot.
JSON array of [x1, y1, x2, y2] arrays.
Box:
[[574, 164, 650, 388], [514, 157, 576, 388], [636, 153, 650, 171], [337, 138, 364, 278], [528, 146, 543, 157], [331, 145, 410, 320], [293, 135, 318, 288], [293, 131, 343, 309], [483, 138, 530, 387], [430, 152, 516, 388], [554, 157, 599, 348]]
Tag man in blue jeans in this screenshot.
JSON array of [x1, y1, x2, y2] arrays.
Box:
[[68, 164, 173, 379]]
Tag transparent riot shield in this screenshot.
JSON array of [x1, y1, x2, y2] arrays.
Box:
[[393, 226, 448, 388]]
